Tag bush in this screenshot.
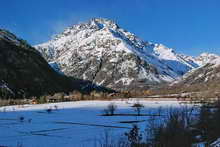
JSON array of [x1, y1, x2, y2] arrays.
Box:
[[125, 124, 143, 146], [96, 130, 129, 147], [46, 108, 53, 113], [18, 116, 25, 122], [103, 103, 117, 116], [132, 103, 144, 116], [150, 109, 194, 147], [196, 103, 220, 144], [36, 95, 47, 104]]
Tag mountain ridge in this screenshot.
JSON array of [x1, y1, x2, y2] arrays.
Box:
[[35, 18, 219, 90]]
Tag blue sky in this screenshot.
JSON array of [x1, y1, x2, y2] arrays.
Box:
[[1, 0, 220, 56]]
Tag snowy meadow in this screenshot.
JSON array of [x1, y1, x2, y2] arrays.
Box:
[[0, 100, 195, 147]]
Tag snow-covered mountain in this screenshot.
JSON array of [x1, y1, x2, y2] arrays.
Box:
[[194, 53, 220, 66], [179, 53, 220, 67], [171, 55, 220, 92], [35, 18, 202, 90]]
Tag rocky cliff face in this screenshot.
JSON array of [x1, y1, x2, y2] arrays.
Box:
[[36, 18, 200, 90]]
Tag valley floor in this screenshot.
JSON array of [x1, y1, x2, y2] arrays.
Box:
[[0, 100, 191, 147]]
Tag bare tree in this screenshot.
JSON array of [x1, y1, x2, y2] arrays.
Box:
[[103, 103, 117, 116], [132, 103, 144, 116]]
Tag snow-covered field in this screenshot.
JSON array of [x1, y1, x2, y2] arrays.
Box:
[[0, 100, 188, 147]]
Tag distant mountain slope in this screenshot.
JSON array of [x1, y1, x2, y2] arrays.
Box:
[[174, 57, 220, 85], [35, 18, 199, 90], [180, 53, 220, 67], [0, 29, 106, 99], [168, 56, 220, 95], [194, 53, 220, 66]]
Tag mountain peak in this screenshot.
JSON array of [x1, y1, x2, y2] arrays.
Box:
[[51, 18, 120, 41], [89, 18, 119, 30], [195, 52, 220, 66], [35, 18, 200, 90], [199, 52, 219, 57]]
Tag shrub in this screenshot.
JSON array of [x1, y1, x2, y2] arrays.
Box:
[[18, 116, 25, 122], [132, 103, 144, 116], [150, 109, 194, 147], [196, 102, 220, 144], [46, 108, 53, 113], [125, 124, 143, 146], [54, 105, 58, 110], [37, 95, 47, 104], [96, 130, 129, 147], [103, 103, 117, 116]]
